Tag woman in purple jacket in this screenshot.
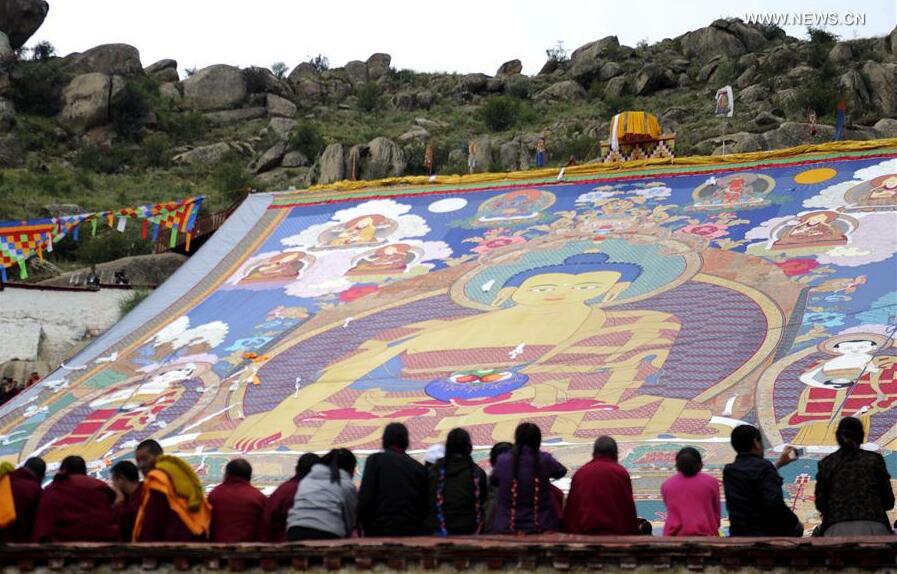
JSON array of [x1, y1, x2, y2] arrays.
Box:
[[489, 422, 567, 533]]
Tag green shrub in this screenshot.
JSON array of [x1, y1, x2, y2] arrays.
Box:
[[119, 289, 151, 317], [74, 145, 136, 174], [793, 75, 840, 117], [7, 59, 70, 116], [480, 96, 522, 132], [355, 83, 383, 112], [602, 94, 634, 116], [271, 62, 288, 79], [545, 41, 569, 64], [210, 152, 254, 202], [505, 76, 531, 99], [157, 108, 209, 144], [289, 123, 325, 160], [807, 27, 838, 68], [387, 68, 416, 86], [77, 226, 153, 266], [142, 132, 172, 168], [29, 41, 57, 61], [110, 76, 159, 141]]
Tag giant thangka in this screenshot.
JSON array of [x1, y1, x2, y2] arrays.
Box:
[[2, 143, 897, 530]]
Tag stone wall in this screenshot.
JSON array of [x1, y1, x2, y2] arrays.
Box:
[[0, 286, 131, 368]]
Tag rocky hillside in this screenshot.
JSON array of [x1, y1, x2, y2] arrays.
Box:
[[2, 1, 897, 225]]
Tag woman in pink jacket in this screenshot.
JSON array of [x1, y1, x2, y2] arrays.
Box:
[[661, 447, 721, 536]]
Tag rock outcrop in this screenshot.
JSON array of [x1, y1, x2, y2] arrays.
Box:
[[182, 64, 247, 110], [60, 73, 124, 132], [0, 0, 48, 49], [65, 44, 143, 76]]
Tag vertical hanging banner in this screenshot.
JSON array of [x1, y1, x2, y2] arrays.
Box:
[[714, 85, 734, 117]]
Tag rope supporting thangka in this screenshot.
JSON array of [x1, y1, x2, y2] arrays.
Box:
[[0, 196, 204, 282]]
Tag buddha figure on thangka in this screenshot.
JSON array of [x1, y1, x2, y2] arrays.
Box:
[[206, 233, 801, 453], [759, 333, 897, 449]]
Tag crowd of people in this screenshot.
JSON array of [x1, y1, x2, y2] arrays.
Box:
[[0, 417, 893, 543], [0, 372, 40, 407]]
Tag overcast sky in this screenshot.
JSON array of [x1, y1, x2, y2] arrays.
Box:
[[29, 0, 897, 76]]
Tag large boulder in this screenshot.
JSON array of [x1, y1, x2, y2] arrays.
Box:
[[598, 61, 622, 81], [634, 63, 676, 95], [364, 137, 405, 179], [366, 53, 391, 81], [874, 118, 897, 138], [182, 64, 247, 111], [863, 61, 897, 115], [460, 73, 489, 94], [534, 80, 586, 102], [344, 60, 369, 86], [468, 135, 492, 173], [172, 141, 253, 166], [840, 69, 871, 110], [243, 66, 292, 98], [679, 19, 766, 60], [498, 136, 530, 172], [0, 0, 49, 49], [318, 143, 346, 184], [60, 73, 124, 132], [603, 76, 628, 98], [569, 36, 619, 84], [891, 26, 897, 56], [288, 63, 323, 103], [266, 93, 297, 118], [66, 44, 143, 76], [496, 59, 522, 79], [251, 141, 288, 174], [264, 117, 298, 141], [145, 59, 179, 83], [0, 31, 12, 63]]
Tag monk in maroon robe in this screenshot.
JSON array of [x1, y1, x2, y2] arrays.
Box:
[[562, 437, 639, 535], [0, 458, 45, 543], [259, 453, 319, 542], [133, 439, 211, 542], [110, 460, 143, 542], [208, 459, 266, 542], [32, 456, 119, 542]]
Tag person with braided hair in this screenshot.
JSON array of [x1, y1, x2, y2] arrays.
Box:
[[490, 422, 566, 534], [815, 417, 894, 536], [425, 428, 488, 536]]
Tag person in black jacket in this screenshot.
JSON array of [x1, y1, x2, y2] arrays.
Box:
[[425, 428, 488, 535], [722, 424, 802, 536], [358, 422, 428, 536], [815, 417, 894, 536]]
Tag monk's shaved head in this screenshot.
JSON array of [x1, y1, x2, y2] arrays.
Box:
[[111, 460, 140, 483], [593, 436, 619, 460], [24, 457, 46, 482], [60, 455, 87, 475], [135, 439, 163, 477], [225, 458, 253, 481]]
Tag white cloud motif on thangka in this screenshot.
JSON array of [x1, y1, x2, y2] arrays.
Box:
[[279, 199, 452, 297], [804, 158, 897, 210], [576, 182, 670, 204], [150, 316, 229, 350]]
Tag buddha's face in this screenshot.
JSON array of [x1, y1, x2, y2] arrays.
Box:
[[834, 340, 876, 355], [512, 271, 624, 306]]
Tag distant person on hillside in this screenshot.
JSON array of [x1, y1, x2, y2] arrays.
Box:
[[815, 417, 894, 536], [562, 436, 638, 535], [86, 266, 100, 290], [535, 137, 547, 168], [722, 425, 802, 537], [661, 447, 720, 536], [468, 141, 477, 173]]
